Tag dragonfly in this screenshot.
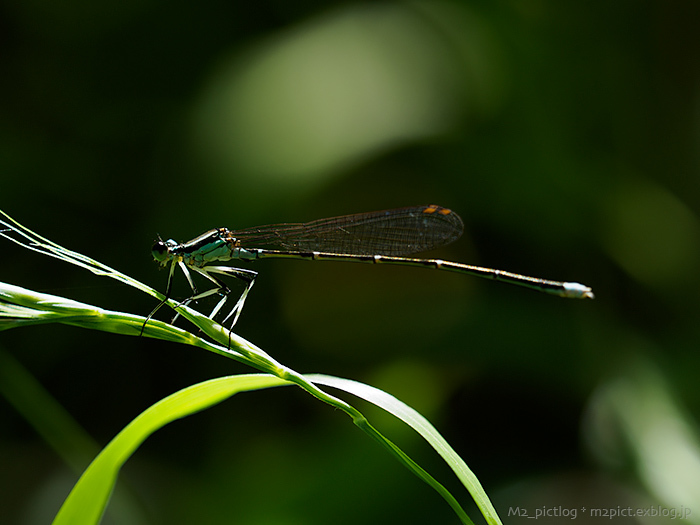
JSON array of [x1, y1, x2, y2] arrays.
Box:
[[146, 204, 593, 332]]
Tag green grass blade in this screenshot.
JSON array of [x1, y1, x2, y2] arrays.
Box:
[[52, 374, 292, 525], [307, 374, 502, 525], [1, 280, 486, 523], [0, 346, 99, 470], [52, 372, 481, 525]]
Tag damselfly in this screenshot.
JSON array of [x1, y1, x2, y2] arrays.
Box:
[[148, 205, 593, 330]]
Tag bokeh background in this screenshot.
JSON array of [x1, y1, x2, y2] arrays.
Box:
[[2, 1, 700, 523]]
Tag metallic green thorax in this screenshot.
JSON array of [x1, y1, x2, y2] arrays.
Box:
[[152, 228, 235, 268]]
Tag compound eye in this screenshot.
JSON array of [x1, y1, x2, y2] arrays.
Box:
[[151, 239, 174, 262]]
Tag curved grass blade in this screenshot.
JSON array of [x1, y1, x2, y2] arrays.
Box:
[[53, 374, 292, 525], [1, 282, 483, 523], [307, 374, 502, 525], [52, 372, 482, 525]]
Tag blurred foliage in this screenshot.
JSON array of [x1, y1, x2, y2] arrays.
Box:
[[1, 0, 699, 523]]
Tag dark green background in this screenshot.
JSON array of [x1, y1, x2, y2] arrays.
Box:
[[2, 1, 699, 523]]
